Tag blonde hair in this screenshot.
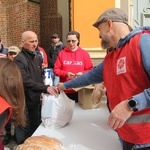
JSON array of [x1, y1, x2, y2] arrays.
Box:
[[0, 58, 26, 126]]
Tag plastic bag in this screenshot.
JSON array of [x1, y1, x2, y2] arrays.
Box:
[[91, 83, 105, 104], [41, 90, 75, 129]]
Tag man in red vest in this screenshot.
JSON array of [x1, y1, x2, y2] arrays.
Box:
[[57, 8, 150, 150]]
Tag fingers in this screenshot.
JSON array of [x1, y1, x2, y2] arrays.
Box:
[[108, 114, 124, 130], [57, 83, 66, 90], [68, 72, 75, 78], [47, 86, 59, 96], [76, 72, 83, 77], [107, 100, 132, 130]]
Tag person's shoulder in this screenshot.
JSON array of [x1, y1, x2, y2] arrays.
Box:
[[0, 96, 6, 103], [57, 41, 64, 47], [3, 47, 8, 51], [38, 46, 45, 52], [0, 96, 12, 112], [58, 48, 66, 54], [15, 51, 26, 61], [78, 47, 89, 53], [56, 48, 67, 57], [58, 41, 63, 45], [1, 47, 8, 54], [16, 51, 23, 57]]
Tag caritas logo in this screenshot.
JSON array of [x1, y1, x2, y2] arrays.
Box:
[[117, 57, 126, 75]]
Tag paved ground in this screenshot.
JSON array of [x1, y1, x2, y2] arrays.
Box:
[[4, 139, 18, 150], [1, 133, 18, 150]]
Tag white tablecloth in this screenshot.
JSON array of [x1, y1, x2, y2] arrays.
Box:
[[33, 102, 122, 150]]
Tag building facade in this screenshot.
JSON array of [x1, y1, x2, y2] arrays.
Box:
[[0, 0, 150, 65]]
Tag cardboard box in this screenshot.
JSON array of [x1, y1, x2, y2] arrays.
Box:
[[73, 85, 100, 109]]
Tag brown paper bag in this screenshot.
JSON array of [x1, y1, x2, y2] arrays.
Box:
[[91, 83, 105, 104]]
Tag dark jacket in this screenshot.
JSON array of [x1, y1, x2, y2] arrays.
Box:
[[0, 44, 8, 55], [49, 41, 64, 68], [14, 48, 48, 109]]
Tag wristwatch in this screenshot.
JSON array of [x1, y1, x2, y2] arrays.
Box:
[[128, 98, 138, 111]]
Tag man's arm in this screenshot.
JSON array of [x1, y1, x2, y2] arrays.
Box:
[[132, 33, 150, 110], [57, 61, 104, 89]]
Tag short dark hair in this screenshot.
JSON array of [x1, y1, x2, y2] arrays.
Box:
[[66, 30, 80, 46]]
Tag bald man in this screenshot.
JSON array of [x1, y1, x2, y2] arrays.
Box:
[[14, 31, 59, 144]]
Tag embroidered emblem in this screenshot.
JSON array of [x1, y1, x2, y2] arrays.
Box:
[[117, 57, 126, 75]]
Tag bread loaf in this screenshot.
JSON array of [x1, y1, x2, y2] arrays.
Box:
[[92, 83, 105, 104], [16, 135, 62, 150]]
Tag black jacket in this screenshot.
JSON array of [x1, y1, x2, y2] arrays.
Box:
[[49, 41, 64, 68], [14, 48, 48, 109]]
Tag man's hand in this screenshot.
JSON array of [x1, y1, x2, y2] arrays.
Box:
[[57, 82, 66, 91], [46, 86, 59, 96], [108, 100, 133, 130]]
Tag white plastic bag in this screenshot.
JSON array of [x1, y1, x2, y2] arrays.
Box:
[[41, 90, 75, 129]]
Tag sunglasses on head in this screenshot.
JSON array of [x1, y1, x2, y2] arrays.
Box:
[[67, 40, 76, 43]]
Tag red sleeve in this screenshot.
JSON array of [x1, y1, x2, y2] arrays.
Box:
[[38, 46, 48, 67], [0, 97, 12, 133], [42, 50, 48, 66]]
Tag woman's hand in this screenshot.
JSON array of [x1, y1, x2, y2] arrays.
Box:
[[68, 72, 75, 79], [76, 72, 83, 77]]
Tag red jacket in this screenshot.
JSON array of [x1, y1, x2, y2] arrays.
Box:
[[54, 46, 93, 93], [38, 46, 48, 68], [0, 96, 12, 133], [104, 33, 150, 144], [0, 97, 12, 149]]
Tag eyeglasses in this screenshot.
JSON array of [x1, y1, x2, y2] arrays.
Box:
[[67, 40, 76, 43]]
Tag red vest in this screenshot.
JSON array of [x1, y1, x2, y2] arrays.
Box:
[[104, 33, 150, 144], [0, 96, 12, 133]]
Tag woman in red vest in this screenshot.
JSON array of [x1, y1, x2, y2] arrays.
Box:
[[0, 58, 26, 149]]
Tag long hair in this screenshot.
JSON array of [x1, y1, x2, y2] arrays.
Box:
[[0, 58, 26, 126]]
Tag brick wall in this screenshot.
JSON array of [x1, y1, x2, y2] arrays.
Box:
[[0, 0, 8, 47], [0, 0, 40, 48], [0, 0, 62, 51], [40, 0, 62, 51]]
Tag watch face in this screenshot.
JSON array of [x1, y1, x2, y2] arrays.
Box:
[[128, 99, 138, 111], [129, 100, 136, 107]]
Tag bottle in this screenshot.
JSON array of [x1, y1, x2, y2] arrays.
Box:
[[43, 69, 53, 86]]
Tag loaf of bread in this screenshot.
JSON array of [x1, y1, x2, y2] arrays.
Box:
[[16, 135, 62, 150], [92, 83, 105, 104]]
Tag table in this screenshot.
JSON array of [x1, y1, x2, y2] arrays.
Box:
[[33, 102, 122, 150]]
